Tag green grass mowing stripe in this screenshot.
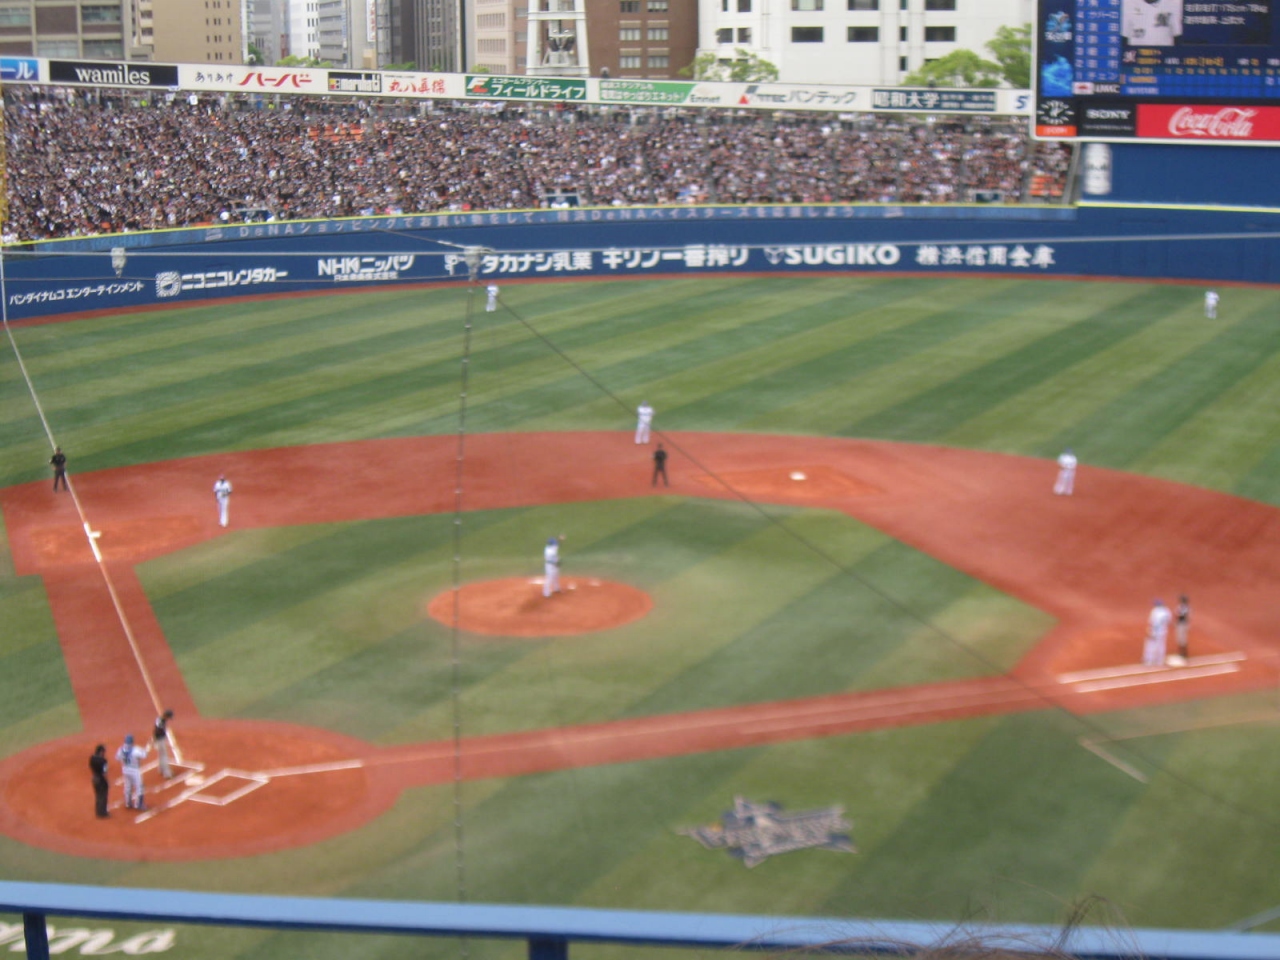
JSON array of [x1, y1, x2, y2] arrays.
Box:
[[385, 501, 842, 740], [432, 751, 763, 906], [645, 278, 986, 431], [0, 578, 60, 657], [821, 709, 1152, 923], [0, 291, 476, 411], [846, 284, 1187, 444], [145, 513, 475, 656], [36, 279, 774, 472], [941, 283, 1215, 456], [0, 300, 484, 451], [1130, 344, 1280, 496], [1075, 721, 1280, 929], [861, 585, 1055, 685], [238, 622, 532, 742], [718, 278, 1074, 437], [621, 535, 1022, 718], [1232, 443, 1280, 506], [397, 277, 892, 436], [1052, 294, 1280, 470], [0, 641, 75, 729], [595, 721, 1004, 916]]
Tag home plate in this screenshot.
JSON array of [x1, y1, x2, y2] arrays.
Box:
[[790, 471, 807, 481]]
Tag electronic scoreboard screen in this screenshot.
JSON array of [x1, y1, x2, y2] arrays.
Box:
[[1034, 0, 1280, 142]]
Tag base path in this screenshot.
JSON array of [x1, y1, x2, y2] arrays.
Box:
[[1, 432, 1277, 861]]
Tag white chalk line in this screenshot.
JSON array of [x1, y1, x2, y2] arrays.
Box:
[[1057, 651, 1246, 685], [2, 299, 180, 762], [1078, 707, 1280, 783], [1068, 661, 1241, 694], [130, 758, 365, 824]]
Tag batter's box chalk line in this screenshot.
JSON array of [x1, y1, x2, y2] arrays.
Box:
[[132, 757, 365, 825]]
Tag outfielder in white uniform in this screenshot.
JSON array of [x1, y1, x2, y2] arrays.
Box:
[[1204, 290, 1219, 319], [1143, 598, 1172, 666], [1122, 0, 1182, 46], [543, 537, 561, 598], [116, 734, 150, 810], [485, 284, 499, 313], [635, 402, 654, 444], [1053, 448, 1077, 496], [214, 474, 232, 527]]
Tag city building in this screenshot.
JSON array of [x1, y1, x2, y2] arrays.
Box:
[[469, 0, 697, 80], [318, 0, 377, 67], [246, 0, 288, 63], [0, 0, 130, 59], [385, 0, 462, 71], [150, 0, 246, 63], [699, 0, 1032, 85], [287, 0, 320, 60]]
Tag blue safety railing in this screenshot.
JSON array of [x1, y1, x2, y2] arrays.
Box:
[[0, 881, 1277, 960]]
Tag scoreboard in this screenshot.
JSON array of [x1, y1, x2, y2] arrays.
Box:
[[1034, 0, 1280, 142]]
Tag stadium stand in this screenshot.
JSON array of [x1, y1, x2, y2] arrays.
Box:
[[2, 88, 1072, 242]]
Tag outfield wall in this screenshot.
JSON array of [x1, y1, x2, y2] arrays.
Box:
[[3, 203, 1276, 322]]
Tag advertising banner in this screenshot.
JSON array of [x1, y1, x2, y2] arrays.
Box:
[[48, 60, 179, 88], [0, 57, 1031, 116]]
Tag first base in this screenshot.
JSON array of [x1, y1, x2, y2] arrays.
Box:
[[790, 471, 807, 481]]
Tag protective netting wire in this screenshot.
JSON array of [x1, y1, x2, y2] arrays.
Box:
[[448, 278, 478, 946], [482, 288, 1280, 834]]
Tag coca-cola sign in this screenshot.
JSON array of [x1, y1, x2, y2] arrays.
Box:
[[1136, 104, 1280, 142]]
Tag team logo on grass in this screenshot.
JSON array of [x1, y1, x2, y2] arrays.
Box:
[[679, 796, 856, 867]]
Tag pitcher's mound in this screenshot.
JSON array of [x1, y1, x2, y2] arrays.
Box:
[[427, 577, 652, 637]]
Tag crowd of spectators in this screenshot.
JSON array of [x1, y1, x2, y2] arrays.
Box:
[[3, 87, 1074, 242]]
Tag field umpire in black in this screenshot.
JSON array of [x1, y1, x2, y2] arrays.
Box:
[[50, 446, 67, 491], [90, 744, 109, 818], [652, 444, 669, 487]]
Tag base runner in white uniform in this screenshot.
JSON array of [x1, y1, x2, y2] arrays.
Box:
[[635, 402, 654, 444], [1053, 448, 1077, 496], [116, 734, 150, 811], [1143, 598, 1172, 666], [543, 537, 561, 598], [214, 474, 232, 527]]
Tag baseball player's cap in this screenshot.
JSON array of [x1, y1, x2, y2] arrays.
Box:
[[547, 537, 557, 545], [124, 734, 134, 745]]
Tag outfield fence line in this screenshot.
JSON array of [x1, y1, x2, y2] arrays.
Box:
[[0, 881, 1278, 960]]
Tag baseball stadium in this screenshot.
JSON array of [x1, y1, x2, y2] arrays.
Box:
[[0, 51, 1278, 960]]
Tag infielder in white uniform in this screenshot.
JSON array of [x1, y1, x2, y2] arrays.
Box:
[[1053, 448, 1077, 496], [214, 474, 232, 527], [1204, 290, 1219, 319], [485, 284, 499, 313], [635, 402, 654, 444], [116, 733, 150, 810], [1143, 598, 1172, 666], [1122, 0, 1182, 46], [543, 536, 562, 598]]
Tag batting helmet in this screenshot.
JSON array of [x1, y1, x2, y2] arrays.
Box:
[[124, 734, 134, 745]]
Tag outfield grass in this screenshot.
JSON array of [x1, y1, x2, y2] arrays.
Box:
[[2, 276, 1279, 957]]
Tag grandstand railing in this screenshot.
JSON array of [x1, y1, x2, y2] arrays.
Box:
[[0, 881, 1277, 960]]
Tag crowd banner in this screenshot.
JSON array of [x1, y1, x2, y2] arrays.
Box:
[[0, 56, 1032, 116], [4, 204, 1277, 322]]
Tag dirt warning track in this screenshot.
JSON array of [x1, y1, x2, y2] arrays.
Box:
[[0, 432, 1276, 860]]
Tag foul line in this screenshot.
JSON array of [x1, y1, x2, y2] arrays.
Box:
[[1078, 708, 1280, 784], [1, 300, 178, 761]]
